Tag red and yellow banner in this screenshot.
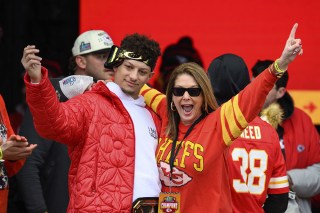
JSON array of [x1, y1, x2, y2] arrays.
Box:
[[289, 90, 320, 125]]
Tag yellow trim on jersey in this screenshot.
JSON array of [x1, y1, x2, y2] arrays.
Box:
[[225, 99, 242, 138], [221, 95, 248, 146], [232, 95, 247, 129], [268, 176, 289, 189], [221, 103, 232, 145], [140, 84, 165, 113], [140, 84, 149, 93]]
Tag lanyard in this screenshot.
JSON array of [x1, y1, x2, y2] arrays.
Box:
[[169, 113, 206, 181]]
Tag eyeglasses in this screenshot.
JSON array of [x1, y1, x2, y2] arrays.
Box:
[[172, 87, 202, 97]]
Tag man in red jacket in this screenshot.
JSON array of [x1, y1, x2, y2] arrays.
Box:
[[22, 33, 162, 212], [252, 60, 320, 213], [14, 29, 114, 213]]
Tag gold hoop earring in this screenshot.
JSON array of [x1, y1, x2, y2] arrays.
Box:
[[171, 102, 176, 111]]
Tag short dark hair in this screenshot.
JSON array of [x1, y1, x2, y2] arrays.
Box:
[[68, 56, 77, 74], [251, 59, 273, 77], [251, 59, 288, 89], [120, 33, 161, 70]]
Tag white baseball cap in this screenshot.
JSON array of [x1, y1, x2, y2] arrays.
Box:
[[72, 30, 114, 56]]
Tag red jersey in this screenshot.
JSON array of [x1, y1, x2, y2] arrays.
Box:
[[141, 69, 277, 212], [228, 117, 289, 213]]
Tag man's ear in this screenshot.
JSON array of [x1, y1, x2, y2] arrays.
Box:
[[148, 71, 154, 80], [75, 56, 86, 69], [276, 87, 286, 99]]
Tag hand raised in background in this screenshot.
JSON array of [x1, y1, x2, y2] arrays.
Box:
[[277, 23, 303, 71]]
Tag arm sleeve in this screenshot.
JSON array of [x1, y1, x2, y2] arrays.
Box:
[[263, 193, 289, 213], [15, 107, 52, 213], [140, 84, 167, 119], [219, 69, 277, 145], [24, 67, 89, 146], [288, 163, 320, 198]]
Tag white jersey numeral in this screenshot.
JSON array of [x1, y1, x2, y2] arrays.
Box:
[[231, 148, 268, 195]]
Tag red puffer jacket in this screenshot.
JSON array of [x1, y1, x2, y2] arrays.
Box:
[[25, 67, 160, 212]]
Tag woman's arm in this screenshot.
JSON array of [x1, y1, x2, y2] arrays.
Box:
[[140, 84, 167, 119], [219, 23, 302, 146]]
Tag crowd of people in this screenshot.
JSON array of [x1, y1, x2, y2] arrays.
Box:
[[0, 22, 319, 213]]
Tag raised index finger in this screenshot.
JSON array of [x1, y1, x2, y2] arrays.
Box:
[[289, 23, 298, 38]]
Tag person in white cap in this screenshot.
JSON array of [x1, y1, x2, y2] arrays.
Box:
[[69, 30, 114, 80], [14, 30, 114, 213]]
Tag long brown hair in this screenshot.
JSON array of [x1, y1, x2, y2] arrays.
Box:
[[165, 62, 219, 138]]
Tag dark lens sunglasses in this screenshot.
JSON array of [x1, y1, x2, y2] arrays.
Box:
[[172, 87, 202, 97]]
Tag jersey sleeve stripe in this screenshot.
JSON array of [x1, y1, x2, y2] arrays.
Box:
[[140, 84, 165, 113], [232, 95, 247, 129], [221, 95, 248, 145], [221, 103, 232, 145], [268, 176, 289, 189]]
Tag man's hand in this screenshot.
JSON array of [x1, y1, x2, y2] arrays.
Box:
[[1, 134, 37, 161], [21, 45, 42, 83]]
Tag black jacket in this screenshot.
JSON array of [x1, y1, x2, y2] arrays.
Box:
[[12, 78, 70, 213]]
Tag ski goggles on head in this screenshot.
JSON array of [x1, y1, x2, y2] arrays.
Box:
[[104, 45, 155, 70], [172, 87, 202, 97]]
